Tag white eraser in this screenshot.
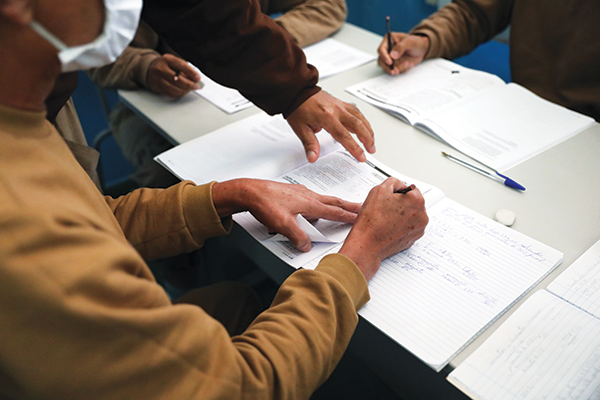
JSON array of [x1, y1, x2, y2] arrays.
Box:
[[494, 209, 516, 227]]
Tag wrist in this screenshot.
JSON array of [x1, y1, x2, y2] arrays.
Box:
[[409, 32, 431, 57], [339, 232, 382, 281], [212, 179, 255, 218]]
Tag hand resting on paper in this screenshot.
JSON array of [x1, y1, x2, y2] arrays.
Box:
[[377, 32, 429, 76], [147, 54, 201, 98], [286, 91, 376, 164], [211, 179, 361, 252], [339, 177, 429, 280]]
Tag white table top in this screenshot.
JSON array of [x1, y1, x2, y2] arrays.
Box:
[[119, 22, 600, 398]]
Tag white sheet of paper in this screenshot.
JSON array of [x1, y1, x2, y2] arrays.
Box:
[[303, 38, 376, 79], [191, 67, 253, 114], [155, 112, 341, 185]]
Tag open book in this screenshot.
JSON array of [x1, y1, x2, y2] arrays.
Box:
[[448, 239, 600, 399], [346, 58, 595, 172], [155, 111, 563, 371]]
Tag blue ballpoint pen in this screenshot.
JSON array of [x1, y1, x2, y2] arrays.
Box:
[[441, 151, 526, 191]]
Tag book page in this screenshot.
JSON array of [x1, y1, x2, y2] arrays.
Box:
[[154, 112, 340, 185], [303, 38, 377, 79], [346, 58, 505, 125], [448, 290, 600, 400], [303, 197, 563, 371], [233, 151, 440, 269], [417, 83, 595, 172], [548, 239, 600, 319]]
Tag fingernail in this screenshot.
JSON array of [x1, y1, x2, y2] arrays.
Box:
[[307, 151, 317, 163], [368, 144, 376, 154], [391, 51, 399, 58]]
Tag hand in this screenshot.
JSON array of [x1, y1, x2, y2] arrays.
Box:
[[146, 54, 201, 98], [212, 179, 361, 252], [286, 91, 376, 164], [378, 32, 429, 75], [339, 177, 428, 280]]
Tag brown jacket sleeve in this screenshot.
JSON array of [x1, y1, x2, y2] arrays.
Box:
[[411, 0, 513, 60], [261, 0, 347, 48], [141, 0, 321, 117]]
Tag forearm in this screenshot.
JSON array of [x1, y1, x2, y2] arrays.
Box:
[[105, 181, 231, 260], [141, 0, 320, 117], [411, 0, 513, 59]]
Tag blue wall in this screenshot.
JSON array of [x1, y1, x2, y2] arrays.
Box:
[[346, 0, 437, 35]]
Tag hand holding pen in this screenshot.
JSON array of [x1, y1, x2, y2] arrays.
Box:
[[147, 53, 201, 98], [377, 17, 430, 75]]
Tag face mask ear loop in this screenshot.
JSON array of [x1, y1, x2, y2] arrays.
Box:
[[29, 21, 68, 51]]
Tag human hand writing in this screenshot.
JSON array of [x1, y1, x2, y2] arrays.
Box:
[[211, 179, 361, 252], [378, 32, 429, 75], [286, 91, 375, 163], [339, 177, 428, 280], [147, 54, 201, 98]]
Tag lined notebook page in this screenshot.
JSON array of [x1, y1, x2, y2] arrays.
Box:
[[547, 239, 600, 319], [307, 198, 563, 371], [448, 290, 600, 399]]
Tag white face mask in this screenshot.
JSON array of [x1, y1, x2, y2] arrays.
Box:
[[29, 0, 142, 72]]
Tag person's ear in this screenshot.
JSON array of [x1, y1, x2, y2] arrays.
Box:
[[0, 0, 33, 26]]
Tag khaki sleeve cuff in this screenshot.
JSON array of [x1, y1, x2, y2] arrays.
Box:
[[134, 51, 161, 88], [181, 181, 232, 246], [315, 253, 370, 310]]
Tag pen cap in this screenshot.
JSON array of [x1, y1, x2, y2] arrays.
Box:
[[497, 172, 526, 191]]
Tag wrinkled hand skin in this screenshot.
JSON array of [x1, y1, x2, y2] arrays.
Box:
[[212, 179, 362, 252], [340, 177, 429, 281]]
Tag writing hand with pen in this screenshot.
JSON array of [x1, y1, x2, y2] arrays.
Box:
[[146, 53, 201, 98], [378, 18, 430, 76], [211, 177, 428, 282]]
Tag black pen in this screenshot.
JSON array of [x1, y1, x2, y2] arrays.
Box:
[[386, 16, 394, 69], [366, 160, 414, 194]]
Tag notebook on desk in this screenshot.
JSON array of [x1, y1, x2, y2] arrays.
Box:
[[155, 111, 563, 371], [448, 239, 600, 399], [346, 58, 595, 172]]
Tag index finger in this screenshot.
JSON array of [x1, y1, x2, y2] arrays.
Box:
[[341, 103, 375, 154], [324, 117, 366, 162], [377, 37, 394, 66]]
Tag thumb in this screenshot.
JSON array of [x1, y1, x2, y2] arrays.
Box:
[[281, 216, 312, 252]]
